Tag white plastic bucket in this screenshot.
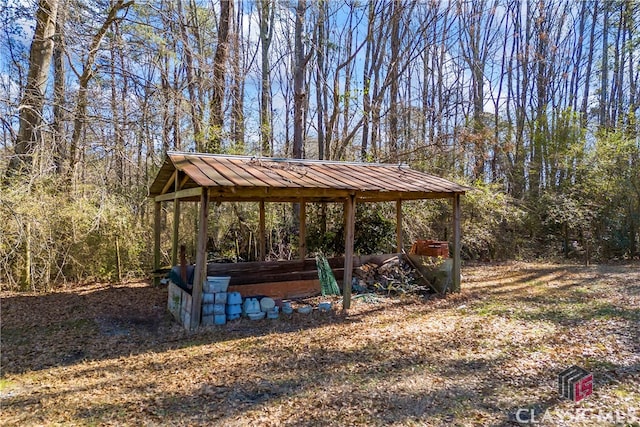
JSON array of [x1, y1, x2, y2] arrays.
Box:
[[205, 276, 230, 293]]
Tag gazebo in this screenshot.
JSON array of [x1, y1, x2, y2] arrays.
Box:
[[149, 152, 468, 329]]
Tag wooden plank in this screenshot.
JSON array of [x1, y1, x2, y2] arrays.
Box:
[[452, 193, 461, 292], [207, 257, 336, 275], [259, 200, 266, 261], [208, 259, 308, 275], [155, 187, 202, 202], [153, 201, 161, 286], [191, 189, 209, 330], [179, 172, 190, 189], [209, 186, 352, 201], [356, 191, 457, 202], [343, 195, 356, 309], [396, 199, 403, 252], [161, 170, 177, 195], [356, 253, 402, 266], [228, 279, 321, 300], [226, 270, 321, 285], [204, 254, 402, 288]]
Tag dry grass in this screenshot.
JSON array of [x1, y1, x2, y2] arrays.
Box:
[[1, 262, 639, 426]]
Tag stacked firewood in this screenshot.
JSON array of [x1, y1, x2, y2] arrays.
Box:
[[353, 256, 431, 295]]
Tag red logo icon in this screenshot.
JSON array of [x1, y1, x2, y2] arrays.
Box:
[[559, 365, 593, 402]]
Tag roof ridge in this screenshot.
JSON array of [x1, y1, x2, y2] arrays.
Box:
[[166, 151, 409, 168]]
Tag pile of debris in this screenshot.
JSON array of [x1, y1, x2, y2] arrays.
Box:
[[353, 255, 433, 296]]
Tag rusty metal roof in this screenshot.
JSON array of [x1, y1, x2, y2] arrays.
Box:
[[149, 152, 468, 202]]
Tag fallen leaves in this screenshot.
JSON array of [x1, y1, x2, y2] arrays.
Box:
[[1, 262, 639, 426]]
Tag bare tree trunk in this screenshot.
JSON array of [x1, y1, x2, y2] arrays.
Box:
[[160, 49, 171, 154], [569, 0, 587, 112], [581, 1, 598, 128], [174, 0, 203, 151], [360, 0, 376, 161], [208, 0, 232, 153], [10, 0, 59, 174], [599, 1, 610, 129], [52, 0, 66, 174], [68, 0, 133, 179], [230, 0, 245, 152], [315, 0, 326, 159], [387, 0, 401, 162], [110, 18, 127, 188], [341, 3, 354, 157], [626, 0, 637, 136], [259, 0, 274, 156], [293, 0, 310, 159]]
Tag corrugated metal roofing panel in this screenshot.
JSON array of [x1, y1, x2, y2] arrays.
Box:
[[149, 152, 469, 199]]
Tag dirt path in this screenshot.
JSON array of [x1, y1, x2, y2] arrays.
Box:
[[1, 262, 638, 426]]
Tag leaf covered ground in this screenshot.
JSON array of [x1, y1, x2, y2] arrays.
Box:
[[1, 262, 639, 426]]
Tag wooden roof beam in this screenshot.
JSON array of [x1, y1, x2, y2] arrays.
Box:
[[155, 187, 203, 202]]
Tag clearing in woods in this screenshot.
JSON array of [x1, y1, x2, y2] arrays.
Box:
[[1, 262, 638, 426]]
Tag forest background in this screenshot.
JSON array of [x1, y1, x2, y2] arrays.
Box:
[[1, 0, 638, 291]]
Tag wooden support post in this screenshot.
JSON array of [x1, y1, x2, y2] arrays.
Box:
[[171, 200, 181, 266], [191, 188, 209, 330], [343, 194, 356, 310], [259, 200, 266, 261], [452, 193, 461, 292], [171, 172, 182, 266], [299, 199, 306, 260], [153, 201, 162, 286], [396, 199, 403, 253]]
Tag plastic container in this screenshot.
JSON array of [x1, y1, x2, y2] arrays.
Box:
[[242, 298, 261, 315], [409, 240, 449, 258], [226, 313, 241, 321], [202, 314, 214, 326], [215, 292, 227, 304], [318, 302, 332, 312], [214, 314, 226, 325], [248, 311, 265, 321], [260, 297, 275, 312], [282, 302, 293, 315], [202, 303, 215, 316], [205, 276, 231, 293], [297, 305, 312, 314], [267, 307, 279, 319], [226, 304, 242, 315], [227, 292, 242, 305], [213, 304, 226, 315], [202, 293, 215, 304]]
